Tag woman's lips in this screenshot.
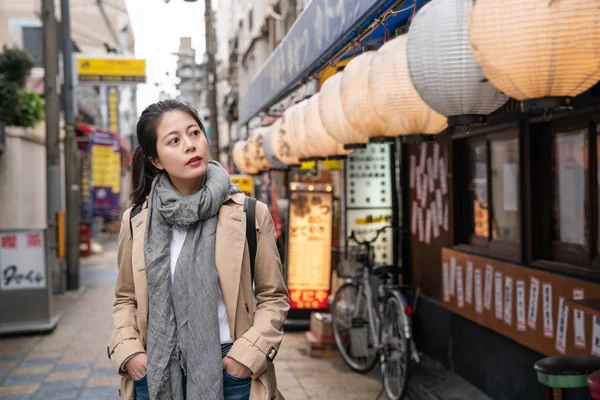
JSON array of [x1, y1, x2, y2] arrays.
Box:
[[186, 156, 202, 166]]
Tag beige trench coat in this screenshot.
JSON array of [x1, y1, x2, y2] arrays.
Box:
[[109, 192, 290, 400]]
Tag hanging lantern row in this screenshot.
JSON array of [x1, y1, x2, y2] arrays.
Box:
[[233, 0, 600, 173]]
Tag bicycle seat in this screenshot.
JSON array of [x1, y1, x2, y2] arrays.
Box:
[[372, 265, 402, 278]]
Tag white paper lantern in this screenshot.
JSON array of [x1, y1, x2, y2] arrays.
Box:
[[304, 93, 352, 159], [406, 0, 508, 126], [269, 116, 300, 166], [340, 50, 387, 138], [282, 101, 311, 161], [319, 71, 369, 148], [232, 140, 259, 175], [247, 127, 272, 171], [369, 35, 447, 142], [262, 126, 287, 170], [470, 0, 600, 113]]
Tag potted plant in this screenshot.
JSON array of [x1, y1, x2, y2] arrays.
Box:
[[0, 45, 45, 143]]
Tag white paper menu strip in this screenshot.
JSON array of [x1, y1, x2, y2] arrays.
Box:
[[449, 257, 456, 298], [436, 190, 443, 226], [573, 289, 586, 349], [465, 262, 473, 305], [543, 283, 554, 338], [421, 174, 428, 207], [495, 272, 503, 320], [456, 266, 464, 308], [528, 277, 540, 330], [592, 316, 600, 356], [418, 207, 424, 242], [425, 209, 432, 244], [428, 158, 435, 193], [419, 143, 427, 174], [443, 263, 450, 302], [433, 143, 440, 180], [555, 297, 569, 354], [411, 202, 418, 235], [439, 157, 448, 195], [431, 202, 440, 238], [504, 277, 513, 326], [484, 265, 493, 311], [410, 155, 416, 189], [443, 201, 449, 232], [474, 269, 483, 314], [516, 280, 526, 332]]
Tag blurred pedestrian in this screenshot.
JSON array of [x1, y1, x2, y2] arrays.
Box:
[[109, 100, 289, 400]]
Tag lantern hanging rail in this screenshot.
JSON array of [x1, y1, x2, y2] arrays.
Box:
[[241, 0, 425, 126]]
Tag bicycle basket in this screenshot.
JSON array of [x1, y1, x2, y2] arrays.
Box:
[[334, 246, 367, 278]]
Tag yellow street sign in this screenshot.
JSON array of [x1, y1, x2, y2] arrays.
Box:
[[77, 56, 146, 83], [231, 175, 254, 197]]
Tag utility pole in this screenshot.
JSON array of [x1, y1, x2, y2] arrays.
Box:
[[204, 0, 220, 161], [61, 0, 80, 290], [42, 0, 64, 292]]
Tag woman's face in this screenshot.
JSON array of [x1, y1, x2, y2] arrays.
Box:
[[151, 110, 209, 187]]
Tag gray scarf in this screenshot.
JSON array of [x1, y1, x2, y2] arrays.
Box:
[[144, 160, 239, 400]]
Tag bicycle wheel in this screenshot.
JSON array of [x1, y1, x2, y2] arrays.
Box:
[[331, 283, 378, 373], [381, 292, 410, 400]]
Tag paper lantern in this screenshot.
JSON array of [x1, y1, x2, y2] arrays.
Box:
[[291, 99, 317, 161], [319, 71, 369, 148], [369, 35, 447, 142], [269, 116, 300, 166], [282, 101, 311, 161], [232, 140, 259, 175], [262, 126, 287, 170], [340, 49, 387, 138], [406, 0, 508, 127], [304, 93, 352, 159], [247, 127, 272, 171], [470, 0, 600, 113]]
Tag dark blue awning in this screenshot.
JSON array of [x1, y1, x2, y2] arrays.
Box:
[[238, 0, 426, 125]]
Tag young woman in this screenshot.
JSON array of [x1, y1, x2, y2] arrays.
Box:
[[109, 100, 289, 400]]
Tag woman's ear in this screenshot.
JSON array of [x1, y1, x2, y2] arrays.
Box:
[[149, 157, 164, 170]]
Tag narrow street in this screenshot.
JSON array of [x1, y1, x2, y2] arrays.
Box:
[[0, 239, 490, 400]]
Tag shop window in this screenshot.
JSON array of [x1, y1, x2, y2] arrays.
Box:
[[455, 129, 520, 260], [532, 116, 600, 273]]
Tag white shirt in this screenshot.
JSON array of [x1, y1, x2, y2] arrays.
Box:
[[170, 226, 232, 344]]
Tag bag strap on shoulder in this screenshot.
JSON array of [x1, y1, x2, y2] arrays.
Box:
[[129, 202, 144, 238], [244, 196, 257, 285]]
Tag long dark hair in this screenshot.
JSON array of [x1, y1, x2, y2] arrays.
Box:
[[130, 99, 205, 206]]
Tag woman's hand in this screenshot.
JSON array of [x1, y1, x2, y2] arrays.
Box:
[[222, 356, 252, 378], [125, 353, 147, 380]]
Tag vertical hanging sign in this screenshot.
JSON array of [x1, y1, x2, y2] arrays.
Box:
[[287, 186, 333, 310], [91, 128, 121, 218], [106, 86, 120, 134]]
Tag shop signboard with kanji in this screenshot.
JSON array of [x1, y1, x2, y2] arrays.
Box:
[[0, 231, 46, 290], [286, 188, 333, 310], [91, 128, 121, 218]]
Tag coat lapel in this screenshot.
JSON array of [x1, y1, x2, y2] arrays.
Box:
[[215, 202, 246, 338]]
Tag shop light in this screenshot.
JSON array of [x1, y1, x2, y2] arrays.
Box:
[[326, 185, 332, 192], [304, 93, 352, 159], [269, 116, 300, 167], [247, 126, 273, 172], [370, 35, 447, 143], [340, 46, 387, 139], [232, 140, 259, 175], [308, 185, 315, 191], [406, 0, 508, 127], [319, 70, 369, 149], [470, 0, 600, 114], [291, 184, 298, 191]]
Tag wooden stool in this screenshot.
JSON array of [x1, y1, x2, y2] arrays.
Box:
[[534, 355, 600, 399], [589, 370, 600, 399]]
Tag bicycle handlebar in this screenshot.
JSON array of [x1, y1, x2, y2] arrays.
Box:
[[348, 225, 399, 246]]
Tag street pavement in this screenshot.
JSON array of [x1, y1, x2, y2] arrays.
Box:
[[0, 238, 490, 400]]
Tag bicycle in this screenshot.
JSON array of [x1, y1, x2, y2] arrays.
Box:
[[331, 225, 420, 400]]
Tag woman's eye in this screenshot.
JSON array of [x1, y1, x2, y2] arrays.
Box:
[[169, 137, 179, 145], [191, 130, 201, 136]]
